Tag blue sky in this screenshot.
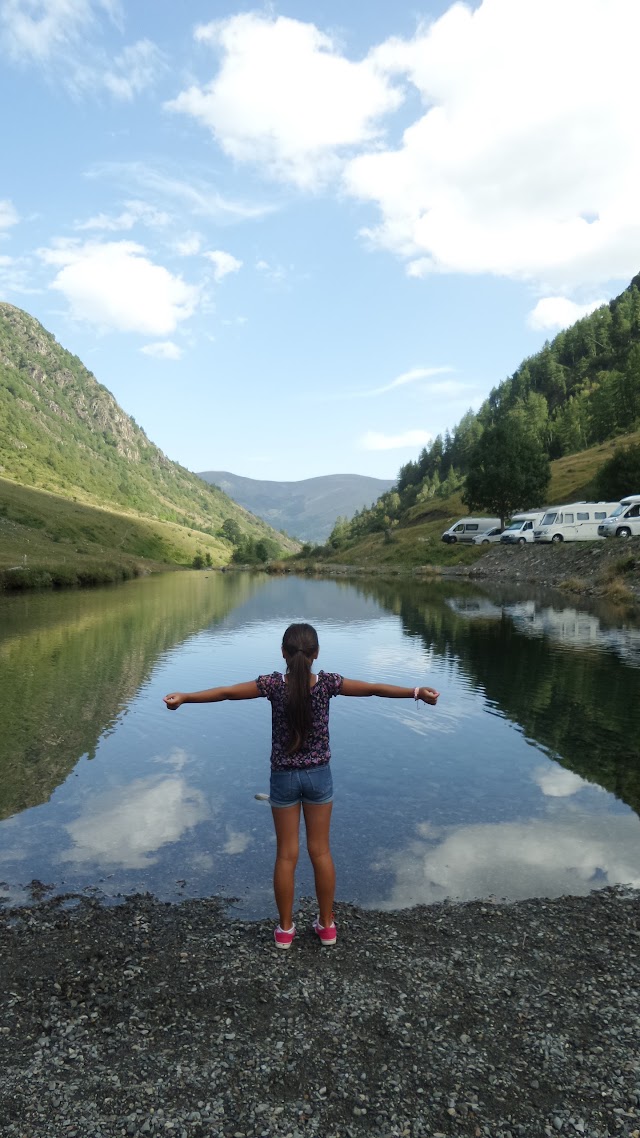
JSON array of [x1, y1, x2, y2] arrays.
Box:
[[1, 0, 638, 481]]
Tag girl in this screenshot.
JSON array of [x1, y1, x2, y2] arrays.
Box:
[[164, 622, 439, 949]]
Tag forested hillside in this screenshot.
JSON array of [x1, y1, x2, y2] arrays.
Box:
[[0, 304, 296, 563], [330, 273, 640, 546]]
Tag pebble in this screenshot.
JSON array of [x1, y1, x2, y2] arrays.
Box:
[[0, 888, 638, 1138]]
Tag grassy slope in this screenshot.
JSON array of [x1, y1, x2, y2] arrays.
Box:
[[0, 476, 237, 587], [0, 303, 297, 569], [319, 429, 640, 569]]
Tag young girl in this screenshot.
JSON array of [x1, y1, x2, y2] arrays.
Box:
[[164, 622, 439, 949]]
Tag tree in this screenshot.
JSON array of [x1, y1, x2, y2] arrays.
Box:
[[595, 444, 640, 501], [463, 418, 551, 526], [220, 517, 242, 544], [328, 516, 350, 549]]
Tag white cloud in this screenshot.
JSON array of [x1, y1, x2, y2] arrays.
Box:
[[100, 38, 164, 100], [346, 0, 640, 290], [91, 161, 273, 222], [39, 238, 199, 335], [256, 258, 287, 285], [367, 365, 453, 397], [140, 340, 183, 361], [167, 12, 402, 189], [527, 296, 607, 331], [533, 765, 588, 798], [0, 0, 116, 61], [166, 3, 640, 291], [0, 250, 39, 296], [205, 249, 242, 282], [75, 199, 170, 231], [0, 199, 19, 229], [359, 428, 432, 451], [376, 813, 640, 909], [68, 36, 164, 100], [1, 2, 162, 99], [223, 827, 251, 855], [174, 232, 202, 256], [58, 775, 209, 869]]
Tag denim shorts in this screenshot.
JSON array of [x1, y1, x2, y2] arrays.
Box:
[[269, 764, 333, 808]]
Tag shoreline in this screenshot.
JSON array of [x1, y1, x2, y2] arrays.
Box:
[[2, 887, 639, 1137], [284, 539, 640, 607]]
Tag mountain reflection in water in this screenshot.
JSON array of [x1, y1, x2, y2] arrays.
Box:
[[0, 572, 638, 914]]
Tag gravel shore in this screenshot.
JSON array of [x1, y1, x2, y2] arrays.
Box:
[[1, 887, 639, 1138]]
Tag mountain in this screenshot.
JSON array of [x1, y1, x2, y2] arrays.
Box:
[[0, 303, 296, 561], [196, 470, 395, 543]]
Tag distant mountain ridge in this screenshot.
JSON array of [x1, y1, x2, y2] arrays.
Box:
[[0, 303, 296, 559], [197, 471, 395, 543]]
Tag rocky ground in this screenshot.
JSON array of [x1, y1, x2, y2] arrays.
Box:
[[299, 539, 640, 605], [1, 887, 639, 1138], [460, 539, 640, 602]]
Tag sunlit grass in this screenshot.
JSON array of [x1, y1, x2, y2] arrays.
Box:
[[0, 476, 234, 589]]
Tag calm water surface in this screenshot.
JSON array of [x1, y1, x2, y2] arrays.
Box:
[[1, 571, 639, 916]]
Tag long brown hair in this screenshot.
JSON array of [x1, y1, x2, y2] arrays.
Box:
[[282, 623, 319, 753]]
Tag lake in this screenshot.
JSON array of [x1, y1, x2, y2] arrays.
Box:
[[1, 570, 639, 917]]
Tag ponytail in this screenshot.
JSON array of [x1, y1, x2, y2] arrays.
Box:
[[282, 623, 319, 754]]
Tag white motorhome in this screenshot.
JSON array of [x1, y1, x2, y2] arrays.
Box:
[[597, 495, 640, 539], [499, 511, 546, 544], [441, 517, 501, 544], [533, 501, 619, 543]]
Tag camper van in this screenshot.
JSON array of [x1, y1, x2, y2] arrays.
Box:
[[499, 511, 546, 544], [441, 517, 501, 544], [597, 495, 640, 539], [533, 502, 619, 543]]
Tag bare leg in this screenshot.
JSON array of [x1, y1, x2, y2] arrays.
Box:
[[271, 804, 300, 930], [303, 802, 335, 928]]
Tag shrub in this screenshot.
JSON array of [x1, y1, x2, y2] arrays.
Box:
[[559, 576, 588, 592], [601, 577, 636, 606]]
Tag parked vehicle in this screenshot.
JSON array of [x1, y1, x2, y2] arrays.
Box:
[[441, 517, 501, 544], [597, 495, 640, 539], [533, 501, 619, 543], [499, 512, 546, 544], [473, 525, 504, 545]]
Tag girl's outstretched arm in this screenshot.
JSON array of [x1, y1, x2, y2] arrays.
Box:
[[340, 679, 439, 705], [164, 681, 260, 710]]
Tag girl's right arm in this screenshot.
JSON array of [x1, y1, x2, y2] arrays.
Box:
[[340, 679, 439, 705], [164, 681, 260, 710]]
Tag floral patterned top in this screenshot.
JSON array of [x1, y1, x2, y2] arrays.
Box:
[[255, 670, 343, 770]]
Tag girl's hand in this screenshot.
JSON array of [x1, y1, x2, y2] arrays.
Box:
[[418, 686, 439, 705], [164, 692, 185, 711]]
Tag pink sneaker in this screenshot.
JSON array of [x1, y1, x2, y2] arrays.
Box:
[[312, 917, 337, 946], [274, 923, 296, 949]]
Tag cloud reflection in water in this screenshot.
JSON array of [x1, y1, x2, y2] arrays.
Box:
[[532, 764, 596, 798], [58, 775, 210, 869], [374, 813, 640, 910]]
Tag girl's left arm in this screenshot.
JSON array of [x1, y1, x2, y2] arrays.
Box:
[[164, 681, 261, 710], [340, 678, 439, 705]]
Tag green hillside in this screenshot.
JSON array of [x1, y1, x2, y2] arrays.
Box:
[[0, 477, 249, 589], [308, 429, 640, 571], [0, 303, 297, 585], [320, 273, 640, 561]]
